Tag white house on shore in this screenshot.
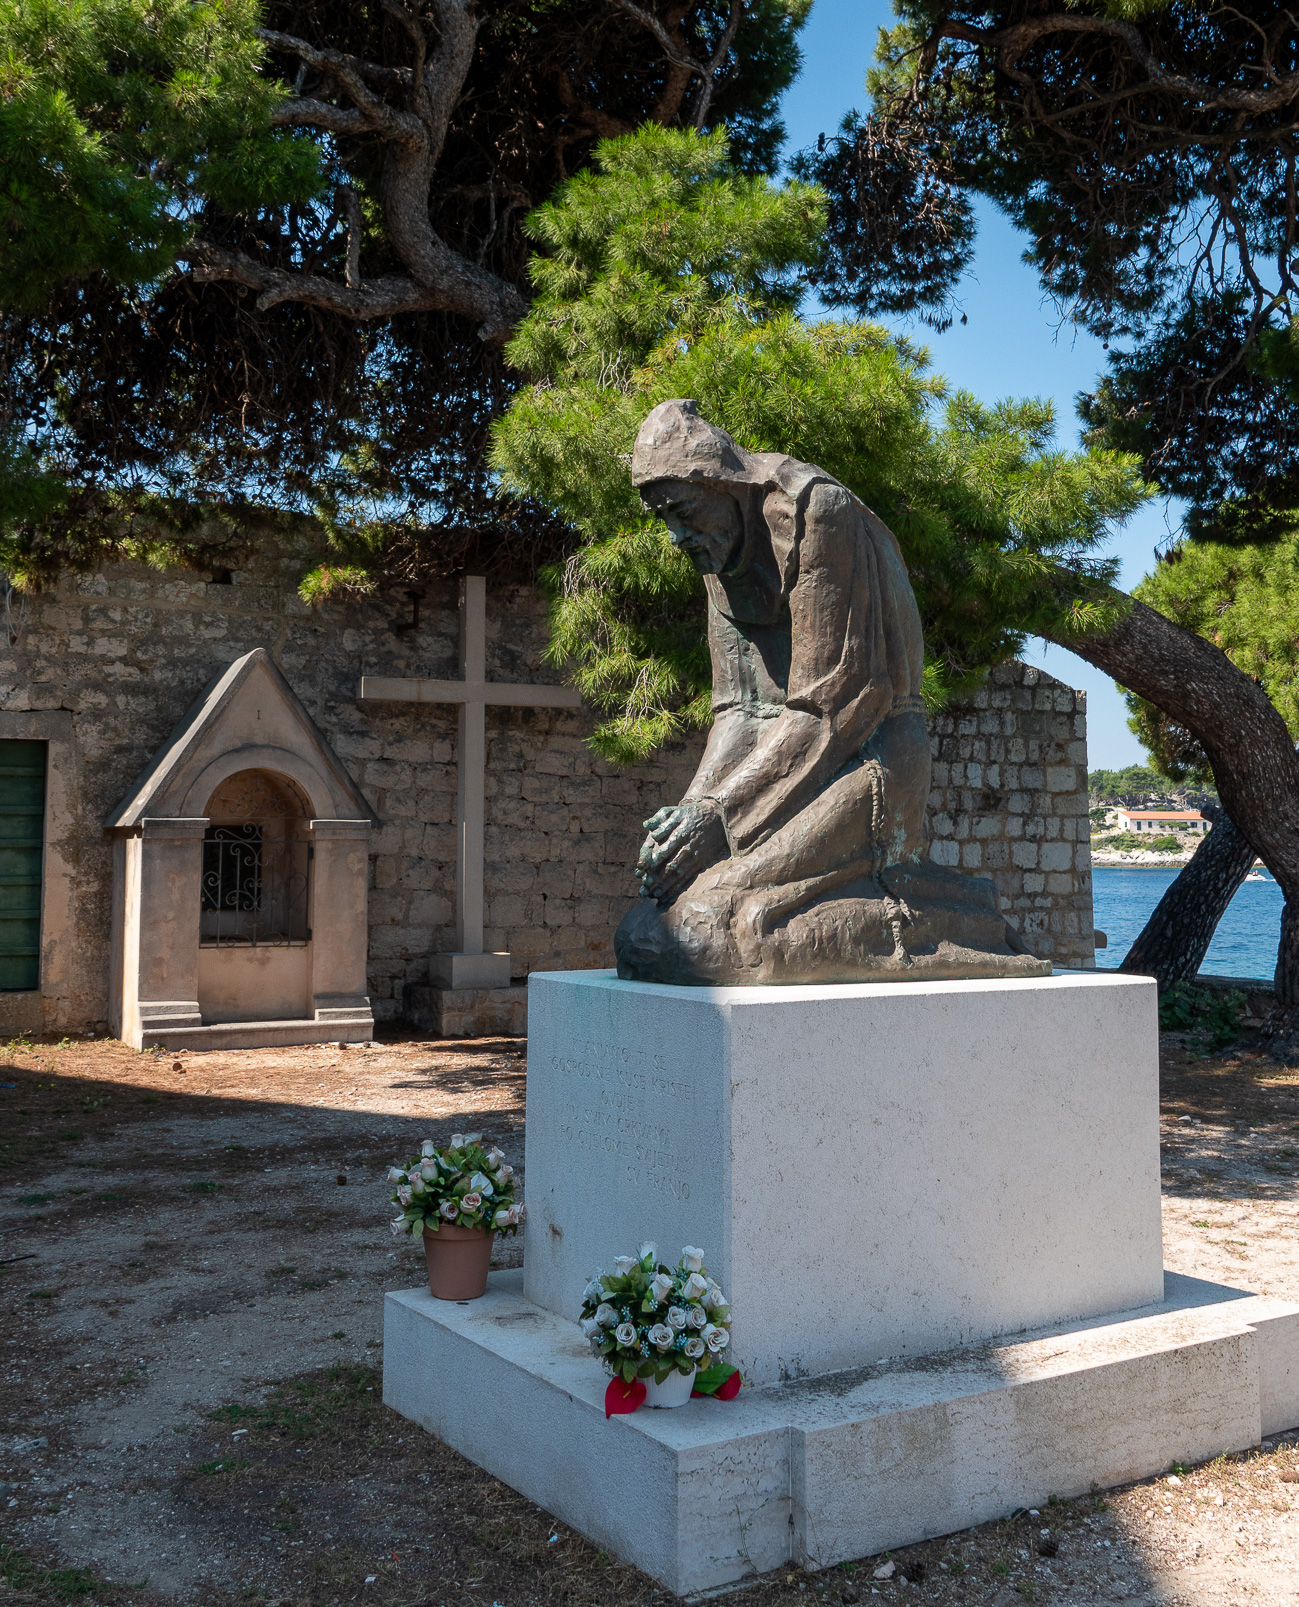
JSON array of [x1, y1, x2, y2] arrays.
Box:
[[1114, 808, 1209, 834]]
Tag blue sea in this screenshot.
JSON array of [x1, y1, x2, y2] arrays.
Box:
[[1093, 865, 1283, 981]]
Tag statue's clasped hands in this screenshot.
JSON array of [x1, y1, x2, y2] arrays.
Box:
[[636, 797, 729, 904]]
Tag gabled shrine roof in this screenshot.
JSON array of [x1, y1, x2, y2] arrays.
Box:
[[105, 648, 375, 829]]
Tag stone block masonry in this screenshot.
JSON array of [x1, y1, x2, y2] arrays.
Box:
[[928, 659, 1095, 970], [0, 526, 694, 1032], [0, 526, 1094, 1032]]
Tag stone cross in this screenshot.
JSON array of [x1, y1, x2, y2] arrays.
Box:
[[358, 575, 582, 989]]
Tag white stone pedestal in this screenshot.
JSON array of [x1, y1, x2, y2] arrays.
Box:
[[381, 968, 1299, 1594], [524, 969, 1164, 1384]]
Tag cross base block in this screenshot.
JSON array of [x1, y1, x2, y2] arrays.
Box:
[[427, 952, 512, 989], [403, 981, 526, 1038]]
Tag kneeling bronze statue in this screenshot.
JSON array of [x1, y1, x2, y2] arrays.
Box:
[[614, 399, 1051, 986]]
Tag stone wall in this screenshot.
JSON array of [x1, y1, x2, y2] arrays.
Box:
[[0, 528, 699, 1032], [0, 530, 1094, 1033], [927, 660, 1095, 969]]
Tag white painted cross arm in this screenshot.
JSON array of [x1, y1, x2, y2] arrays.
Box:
[[358, 675, 582, 708]]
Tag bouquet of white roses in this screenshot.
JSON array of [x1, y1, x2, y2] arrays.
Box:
[[579, 1242, 732, 1387], [386, 1132, 522, 1241]]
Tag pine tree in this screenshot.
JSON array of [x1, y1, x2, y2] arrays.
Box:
[[793, 2, 1299, 535], [0, 0, 317, 303], [492, 125, 1148, 760], [1125, 536, 1299, 780], [0, 0, 808, 582], [786, 0, 1299, 1037]]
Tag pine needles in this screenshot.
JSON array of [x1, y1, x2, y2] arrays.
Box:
[[493, 126, 1152, 761]]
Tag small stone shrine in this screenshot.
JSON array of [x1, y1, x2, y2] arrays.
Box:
[[106, 648, 375, 1050], [384, 406, 1299, 1596]]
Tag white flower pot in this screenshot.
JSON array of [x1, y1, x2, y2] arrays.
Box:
[[644, 1367, 695, 1409]]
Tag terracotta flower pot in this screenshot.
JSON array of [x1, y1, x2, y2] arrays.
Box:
[[423, 1223, 493, 1300], [644, 1367, 695, 1409]]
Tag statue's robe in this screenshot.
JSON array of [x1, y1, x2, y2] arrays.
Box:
[[615, 449, 1047, 986]]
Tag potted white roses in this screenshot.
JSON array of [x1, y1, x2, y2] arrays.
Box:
[[579, 1243, 736, 1414], [387, 1133, 522, 1300]]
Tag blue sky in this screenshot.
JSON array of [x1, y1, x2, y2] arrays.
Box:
[[779, 0, 1177, 769]]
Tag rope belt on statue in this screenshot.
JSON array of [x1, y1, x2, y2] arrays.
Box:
[[861, 744, 915, 965], [887, 693, 928, 718], [864, 756, 886, 846]]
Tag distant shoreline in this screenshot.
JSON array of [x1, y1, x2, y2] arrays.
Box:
[[1091, 852, 1269, 871], [1091, 850, 1192, 867]]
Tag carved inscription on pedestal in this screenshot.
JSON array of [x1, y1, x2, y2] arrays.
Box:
[[552, 1038, 696, 1202]]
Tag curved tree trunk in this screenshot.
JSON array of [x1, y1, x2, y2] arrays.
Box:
[[1117, 804, 1256, 989], [1046, 594, 1299, 1043]]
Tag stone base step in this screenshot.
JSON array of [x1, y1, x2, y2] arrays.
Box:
[[139, 1014, 373, 1051], [383, 1269, 1299, 1598]]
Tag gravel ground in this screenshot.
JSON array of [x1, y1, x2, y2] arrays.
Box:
[[2, 1024, 1299, 1606]]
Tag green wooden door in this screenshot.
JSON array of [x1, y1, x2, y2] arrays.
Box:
[[0, 740, 46, 990]]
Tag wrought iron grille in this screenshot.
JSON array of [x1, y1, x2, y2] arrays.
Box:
[[200, 822, 310, 946]]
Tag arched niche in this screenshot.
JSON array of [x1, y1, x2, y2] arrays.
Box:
[[105, 649, 376, 1051], [196, 768, 313, 1025], [179, 743, 346, 823]]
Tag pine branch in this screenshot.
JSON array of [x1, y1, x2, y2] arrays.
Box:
[[257, 27, 422, 139], [340, 185, 364, 288], [269, 97, 373, 138], [183, 240, 431, 316], [181, 236, 526, 337], [692, 0, 742, 129], [937, 12, 1299, 116], [189, 1, 750, 339], [187, 2, 524, 341], [609, 0, 745, 128], [258, 28, 409, 91]]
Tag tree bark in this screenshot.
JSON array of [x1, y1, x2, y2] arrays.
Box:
[[1116, 803, 1257, 990], [184, 2, 530, 343], [186, 0, 744, 341], [1046, 593, 1299, 1033]]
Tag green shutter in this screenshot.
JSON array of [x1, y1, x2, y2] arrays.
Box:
[[0, 740, 45, 991]]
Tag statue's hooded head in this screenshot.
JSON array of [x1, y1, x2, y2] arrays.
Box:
[[631, 398, 752, 488], [630, 400, 772, 576]]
